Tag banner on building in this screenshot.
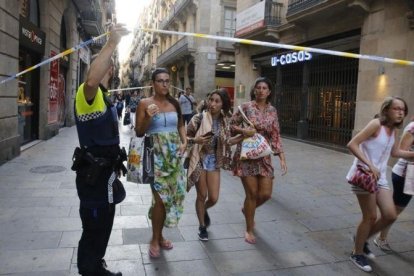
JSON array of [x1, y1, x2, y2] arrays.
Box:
[[235, 1, 265, 37], [48, 50, 59, 124]]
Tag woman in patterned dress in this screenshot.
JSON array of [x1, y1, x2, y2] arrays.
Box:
[[135, 68, 187, 258], [230, 77, 287, 244]]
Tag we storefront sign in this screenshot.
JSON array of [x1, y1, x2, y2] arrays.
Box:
[[271, 51, 312, 66]]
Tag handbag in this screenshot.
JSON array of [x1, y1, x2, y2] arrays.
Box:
[[403, 162, 414, 195], [237, 105, 272, 160], [347, 133, 391, 193], [348, 165, 378, 193], [126, 136, 144, 183]]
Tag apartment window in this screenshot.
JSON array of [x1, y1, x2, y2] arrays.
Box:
[[224, 7, 236, 37]]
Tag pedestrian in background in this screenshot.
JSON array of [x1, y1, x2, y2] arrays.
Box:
[[229, 77, 287, 245], [179, 87, 196, 124], [72, 23, 129, 276], [346, 96, 414, 272], [128, 90, 139, 129], [135, 68, 187, 258], [186, 89, 232, 241], [114, 91, 124, 120]]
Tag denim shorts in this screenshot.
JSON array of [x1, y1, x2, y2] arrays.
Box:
[[202, 154, 217, 171], [392, 172, 413, 207]]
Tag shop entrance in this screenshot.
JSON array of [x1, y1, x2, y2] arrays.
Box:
[[18, 49, 40, 144]]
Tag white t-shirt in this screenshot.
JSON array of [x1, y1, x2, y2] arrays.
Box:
[[179, 94, 195, 115], [392, 122, 414, 177]]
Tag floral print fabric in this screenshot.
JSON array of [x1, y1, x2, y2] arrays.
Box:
[[148, 132, 186, 227], [230, 101, 283, 177]]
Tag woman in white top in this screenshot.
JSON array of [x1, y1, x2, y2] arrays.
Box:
[[346, 96, 414, 272], [373, 120, 414, 250]]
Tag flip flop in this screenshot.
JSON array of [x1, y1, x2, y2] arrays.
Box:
[[148, 245, 160, 258], [244, 232, 257, 244], [159, 239, 173, 250]]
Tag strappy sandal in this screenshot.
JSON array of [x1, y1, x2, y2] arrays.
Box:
[[148, 245, 160, 258], [159, 239, 173, 250], [244, 232, 257, 244]]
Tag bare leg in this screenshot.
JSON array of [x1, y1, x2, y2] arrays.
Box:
[[354, 193, 377, 254], [378, 206, 404, 239], [149, 189, 166, 255], [368, 189, 397, 238], [195, 170, 208, 226], [241, 176, 259, 243], [255, 176, 273, 208], [205, 170, 220, 210]]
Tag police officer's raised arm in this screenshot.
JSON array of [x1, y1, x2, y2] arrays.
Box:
[[84, 24, 129, 101]]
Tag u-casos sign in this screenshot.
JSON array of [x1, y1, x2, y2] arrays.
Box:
[[271, 51, 312, 67]]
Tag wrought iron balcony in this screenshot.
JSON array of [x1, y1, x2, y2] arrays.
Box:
[[157, 36, 195, 67], [159, 0, 192, 30], [287, 0, 325, 15], [80, 10, 103, 36]]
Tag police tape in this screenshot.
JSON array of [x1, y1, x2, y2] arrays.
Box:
[[0, 32, 110, 85], [108, 86, 151, 92], [139, 28, 414, 67]]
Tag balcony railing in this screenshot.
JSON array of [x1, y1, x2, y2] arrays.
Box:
[[80, 10, 103, 36], [265, 1, 283, 26], [157, 36, 195, 66], [159, 0, 191, 30], [287, 0, 325, 15]]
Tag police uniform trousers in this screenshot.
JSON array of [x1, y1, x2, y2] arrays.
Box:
[[78, 203, 115, 274]]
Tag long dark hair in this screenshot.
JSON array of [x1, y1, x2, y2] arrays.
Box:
[[151, 68, 182, 121], [210, 88, 231, 116], [252, 77, 274, 103], [379, 96, 408, 128]]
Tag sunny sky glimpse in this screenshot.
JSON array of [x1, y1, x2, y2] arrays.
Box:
[[115, 0, 151, 62]]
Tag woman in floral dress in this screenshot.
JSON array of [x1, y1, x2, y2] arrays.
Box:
[[136, 68, 187, 258], [230, 77, 287, 244]]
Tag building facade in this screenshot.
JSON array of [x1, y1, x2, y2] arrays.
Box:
[[235, 0, 414, 148], [126, 0, 237, 103], [0, 0, 115, 164]]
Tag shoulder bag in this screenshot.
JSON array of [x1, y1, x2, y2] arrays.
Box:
[[237, 105, 272, 160]]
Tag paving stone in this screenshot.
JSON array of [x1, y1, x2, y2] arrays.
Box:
[[210, 249, 282, 274], [273, 260, 367, 276], [13, 206, 71, 218], [141, 240, 208, 264], [145, 259, 220, 276], [0, 231, 61, 250], [112, 215, 149, 229], [123, 227, 184, 245], [34, 217, 82, 232], [0, 248, 73, 274], [104, 244, 141, 260], [59, 229, 123, 248], [120, 204, 151, 216]]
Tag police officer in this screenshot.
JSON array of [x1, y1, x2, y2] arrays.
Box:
[[73, 24, 129, 276]]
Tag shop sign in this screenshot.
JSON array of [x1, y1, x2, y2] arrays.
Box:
[[271, 51, 312, 67], [235, 1, 265, 37], [19, 16, 45, 55]]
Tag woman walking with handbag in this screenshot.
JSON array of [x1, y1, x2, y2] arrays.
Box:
[[229, 77, 287, 244], [186, 89, 233, 241], [346, 96, 414, 272], [372, 119, 414, 251], [135, 68, 187, 258]]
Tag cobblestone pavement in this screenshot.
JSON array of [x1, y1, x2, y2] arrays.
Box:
[[0, 124, 413, 275]]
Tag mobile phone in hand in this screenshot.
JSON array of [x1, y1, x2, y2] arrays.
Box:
[[202, 131, 214, 138]]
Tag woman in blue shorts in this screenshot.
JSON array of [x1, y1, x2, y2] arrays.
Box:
[[186, 89, 232, 241], [374, 120, 414, 251]]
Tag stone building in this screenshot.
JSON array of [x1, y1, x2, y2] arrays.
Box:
[[127, 0, 237, 103], [235, 0, 414, 148], [0, 0, 115, 164]]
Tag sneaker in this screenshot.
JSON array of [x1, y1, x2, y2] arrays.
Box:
[[374, 236, 392, 251], [363, 242, 375, 260], [204, 210, 211, 228], [198, 226, 208, 241], [352, 235, 375, 260], [350, 254, 372, 272]]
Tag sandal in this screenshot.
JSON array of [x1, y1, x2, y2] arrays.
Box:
[[244, 232, 256, 244], [159, 239, 173, 250], [148, 245, 160, 258]]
